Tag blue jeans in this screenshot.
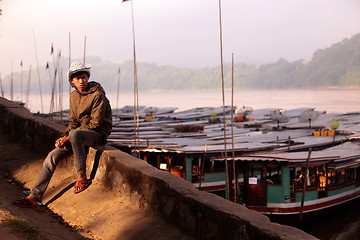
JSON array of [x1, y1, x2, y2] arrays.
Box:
[[32, 129, 105, 201]]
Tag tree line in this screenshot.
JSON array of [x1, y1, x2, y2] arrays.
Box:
[[102, 32, 360, 91]]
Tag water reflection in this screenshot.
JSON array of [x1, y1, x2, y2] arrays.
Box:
[[297, 198, 360, 239]]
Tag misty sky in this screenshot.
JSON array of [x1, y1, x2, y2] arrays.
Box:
[[0, 0, 359, 76]]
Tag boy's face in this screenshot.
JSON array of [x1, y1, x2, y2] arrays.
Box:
[[71, 73, 89, 93]]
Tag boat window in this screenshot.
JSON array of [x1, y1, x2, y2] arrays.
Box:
[[317, 167, 327, 191], [143, 152, 160, 169], [337, 168, 355, 185], [209, 160, 225, 172], [201, 159, 225, 173], [266, 163, 282, 185], [348, 168, 355, 182], [328, 168, 355, 189], [171, 157, 185, 171], [158, 155, 170, 171], [356, 167, 360, 185], [192, 158, 201, 176], [338, 170, 347, 185], [307, 167, 317, 191], [191, 157, 226, 183], [192, 157, 226, 175], [293, 167, 304, 191], [249, 164, 264, 184], [328, 171, 337, 188], [293, 167, 317, 192]]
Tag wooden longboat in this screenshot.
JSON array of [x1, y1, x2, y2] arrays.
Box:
[[136, 142, 282, 193], [130, 130, 360, 223], [209, 141, 360, 224]]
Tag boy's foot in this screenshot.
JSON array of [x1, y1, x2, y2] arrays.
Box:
[[13, 197, 39, 208], [73, 179, 92, 194]]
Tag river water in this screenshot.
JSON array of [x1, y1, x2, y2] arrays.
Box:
[[9, 88, 360, 239], [18, 88, 360, 114]]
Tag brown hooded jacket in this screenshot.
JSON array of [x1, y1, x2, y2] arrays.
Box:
[[64, 81, 112, 140]]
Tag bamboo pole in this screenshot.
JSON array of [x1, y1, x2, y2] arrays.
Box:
[[69, 32, 72, 94], [68, 33, 71, 68], [122, 0, 140, 154], [20, 60, 23, 101], [0, 73, 3, 97], [55, 50, 62, 115], [33, 31, 44, 113], [83, 35, 87, 65], [116, 67, 121, 113], [10, 60, 13, 101], [59, 67, 63, 121], [49, 45, 58, 116], [198, 144, 208, 189], [46, 63, 52, 111], [218, 0, 230, 200], [231, 53, 237, 202], [299, 148, 312, 222], [129, 0, 140, 154], [25, 65, 32, 109], [49, 68, 57, 116]]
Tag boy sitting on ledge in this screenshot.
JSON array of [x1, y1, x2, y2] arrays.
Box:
[[14, 61, 112, 208]]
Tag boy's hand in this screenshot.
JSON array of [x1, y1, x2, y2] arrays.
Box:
[[55, 136, 70, 148]]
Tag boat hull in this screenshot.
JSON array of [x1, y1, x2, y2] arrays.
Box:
[[249, 186, 360, 225]]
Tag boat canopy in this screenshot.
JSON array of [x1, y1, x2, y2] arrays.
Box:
[[210, 142, 360, 168], [328, 159, 360, 169]]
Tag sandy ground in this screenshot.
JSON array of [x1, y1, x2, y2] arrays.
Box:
[[0, 128, 194, 240]]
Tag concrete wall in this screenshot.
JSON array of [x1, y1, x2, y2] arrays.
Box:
[[0, 97, 317, 240]]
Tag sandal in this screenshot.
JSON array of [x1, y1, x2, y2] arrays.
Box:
[[13, 197, 38, 208], [73, 179, 92, 194]]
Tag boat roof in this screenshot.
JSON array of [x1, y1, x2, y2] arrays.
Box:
[[108, 106, 360, 160], [211, 142, 360, 168]]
